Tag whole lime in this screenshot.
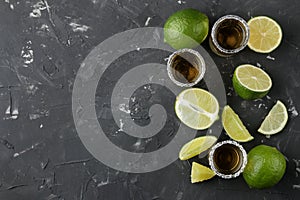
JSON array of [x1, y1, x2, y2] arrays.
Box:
[[164, 9, 209, 49], [243, 145, 286, 189]]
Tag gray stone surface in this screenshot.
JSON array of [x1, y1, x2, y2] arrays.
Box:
[[0, 0, 299, 199]]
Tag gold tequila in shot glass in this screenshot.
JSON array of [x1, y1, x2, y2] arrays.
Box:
[[208, 140, 247, 179], [167, 48, 206, 87], [209, 15, 249, 57]]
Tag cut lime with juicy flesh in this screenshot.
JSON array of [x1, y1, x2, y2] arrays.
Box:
[[175, 88, 219, 130], [191, 162, 215, 183], [222, 105, 254, 142], [247, 16, 282, 53], [233, 64, 272, 100], [164, 9, 209, 49], [179, 135, 217, 160], [258, 100, 288, 135]]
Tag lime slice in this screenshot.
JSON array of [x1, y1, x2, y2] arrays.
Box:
[[191, 162, 215, 183], [222, 105, 254, 142], [243, 145, 286, 189], [258, 100, 288, 135], [232, 64, 272, 100], [175, 88, 219, 130], [164, 9, 209, 49], [247, 16, 282, 53], [179, 135, 217, 160]]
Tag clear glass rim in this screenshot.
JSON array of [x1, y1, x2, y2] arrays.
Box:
[[167, 48, 206, 87], [208, 140, 248, 179], [211, 15, 250, 55]]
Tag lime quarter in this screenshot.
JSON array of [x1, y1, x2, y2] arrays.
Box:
[[191, 162, 215, 183], [258, 100, 288, 135], [222, 105, 254, 142], [179, 135, 217, 160]]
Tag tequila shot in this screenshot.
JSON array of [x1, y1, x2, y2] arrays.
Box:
[[209, 15, 249, 57], [209, 140, 247, 179], [167, 48, 206, 87]]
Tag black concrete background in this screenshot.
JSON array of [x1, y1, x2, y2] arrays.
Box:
[[0, 0, 300, 199]]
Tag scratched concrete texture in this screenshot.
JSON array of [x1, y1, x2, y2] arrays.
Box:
[[0, 0, 300, 199]]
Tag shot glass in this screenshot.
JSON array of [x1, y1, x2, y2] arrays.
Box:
[[167, 48, 206, 87], [209, 15, 249, 57], [208, 140, 247, 179]]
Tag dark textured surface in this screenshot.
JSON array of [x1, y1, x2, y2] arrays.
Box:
[[0, 0, 300, 199]]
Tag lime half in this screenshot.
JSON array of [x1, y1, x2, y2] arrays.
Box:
[[222, 105, 254, 142], [175, 88, 219, 130], [191, 162, 215, 183], [179, 135, 217, 160], [247, 16, 283, 53], [233, 64, 272, 100], [258, 100, 288, 135]]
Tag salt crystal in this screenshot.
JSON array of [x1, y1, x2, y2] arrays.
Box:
[[144, 17, 151, 26], [266, 55, 275, 60], [177, 0, 186, 4], [289, 106, 299, 118], [118, 104, 130, 114], [293, 185, 300, 189]]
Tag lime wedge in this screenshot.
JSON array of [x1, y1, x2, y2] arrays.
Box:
[[175, 88, 219, 130], [191, 162, 215, 183], [222, 105, 254, 142], [179, 135, 217, 160], [233, 64, 272, 100], [258, 100, 288, 135]]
